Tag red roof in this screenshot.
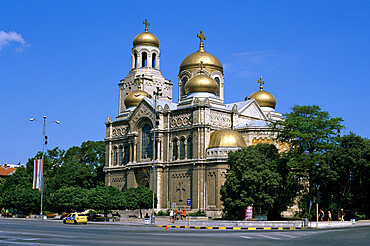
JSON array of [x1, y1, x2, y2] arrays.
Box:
[[0, 166, 17, 176]]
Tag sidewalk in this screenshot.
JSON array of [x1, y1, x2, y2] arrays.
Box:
[[2, 216, 370, 230]]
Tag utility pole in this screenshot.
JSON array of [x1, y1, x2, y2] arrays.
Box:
[[30, 116, 60, 219], [151, 87, 162, 224]]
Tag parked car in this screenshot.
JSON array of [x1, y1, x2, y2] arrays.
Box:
[[63, 213, 87, 224]]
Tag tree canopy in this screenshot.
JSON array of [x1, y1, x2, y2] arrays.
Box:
[[220, 144, 298, 219], [272, 105, 344, 217], [123, 186, 156, 218]]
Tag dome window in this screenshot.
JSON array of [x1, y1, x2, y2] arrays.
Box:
[[142, 52, 147, 67], [152, 53, 156, 68]]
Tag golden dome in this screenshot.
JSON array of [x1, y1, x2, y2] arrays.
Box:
[[180, 49, 223, 72], [247, 77, 276, 109], [124, 90, 151, 108], [184, 74, 219, 95], [248, 90, 276, 108], [208, 129, 247, 148], [133, 31, 159, 47]]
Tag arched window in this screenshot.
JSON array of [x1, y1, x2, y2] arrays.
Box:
[[180, 138, 186, 160], [152, 53, 156, 68], [141, 124, 152, 159], [181, 77, 188, 97], [187, 137, 193, 159], [142, 52, 147, 67], [119, 146, 123, 165], [123, 145, 130, 164], [214, 77, 220, 96], [113, 147, 117, 166], [172, 139, 178, 160], [134, 53, 137, 68]]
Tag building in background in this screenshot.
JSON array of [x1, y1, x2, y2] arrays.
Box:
[[0, 164, 19, 178], [104, 21, 287, 217]]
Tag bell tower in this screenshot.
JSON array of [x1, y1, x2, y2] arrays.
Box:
[[117, 19, 173, 115]]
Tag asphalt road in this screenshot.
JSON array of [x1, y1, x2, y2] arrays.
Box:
[[0, 219, 369, 245]]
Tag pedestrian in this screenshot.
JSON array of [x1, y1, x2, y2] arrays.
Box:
[[340, 209, 345, 221], [182, 209, 187, 220], [169, 209, 174, 223], [327, 211, 332, 221], [320, 209, 325, 222]]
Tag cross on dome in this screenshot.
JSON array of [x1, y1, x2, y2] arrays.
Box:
[[143, 19, 150, 32], [199, 61, 205, 74], [197, 31, 206, 50], [136, 76, 144, 90], [258, 77, 264, 90]]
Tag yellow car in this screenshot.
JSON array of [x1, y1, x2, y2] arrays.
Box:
[[63, 213, 88, 224]]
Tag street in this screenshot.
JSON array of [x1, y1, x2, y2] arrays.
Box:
[[0, 219, 369, 245]]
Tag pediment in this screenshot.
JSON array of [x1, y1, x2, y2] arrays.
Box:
[[238, 99, 267, 120], [130, 100, 154, 124]]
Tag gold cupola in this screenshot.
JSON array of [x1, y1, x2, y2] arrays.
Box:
[[208, 129, 247, 148], [179, 31, 223, 74], [133, 19, 160, 47], [247, 77, 276, 109], [124, 90, 151, 108], [184, 62, 219, 95]]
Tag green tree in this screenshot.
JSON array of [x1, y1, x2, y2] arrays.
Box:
[[272, 105, 344, 217], [49, 186, 88, 213], [87, 186, 124, 216], [320, 133, 370, 219], [0, 167, 40, 214], [220, 144, 298, 220], [123, 186, 156, 218]]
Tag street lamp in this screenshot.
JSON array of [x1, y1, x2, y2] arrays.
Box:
[[151, 87, 162, 224], [30, 116, 60, 219]]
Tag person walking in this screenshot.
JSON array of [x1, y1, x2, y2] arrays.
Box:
[[340, 209, 345, 221], [320, 209, 325, 222], [327, 211, 332, 221], [169, 209, 174, 223]]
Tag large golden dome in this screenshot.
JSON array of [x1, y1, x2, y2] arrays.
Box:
[[124, 90, 151, 108], [133, 31, 159, 47], [180, 49, 223, 72], [208, 129, 247, 148], [248, 90, 276, 108], [247, 77, 277, 109], [184, 74, 219, 95]]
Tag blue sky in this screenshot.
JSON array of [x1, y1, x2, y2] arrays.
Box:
[[1, 0, 369, 165]]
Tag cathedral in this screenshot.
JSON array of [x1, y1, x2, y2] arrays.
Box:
[[104, 20, 286, 217]]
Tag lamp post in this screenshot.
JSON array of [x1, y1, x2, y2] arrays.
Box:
[[151, 87, 162, 224], [30, 116, 60, 219]]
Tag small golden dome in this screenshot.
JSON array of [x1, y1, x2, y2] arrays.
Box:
[[124, 90, 151, 108], [247, 77, 277, 109], [184, 74, 219, 95], [180, 49, 223, 72], [208, 129, 247, 148], [133, 31, 159, 47]]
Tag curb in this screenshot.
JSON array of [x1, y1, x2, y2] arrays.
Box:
[[158, 225, 310, 230]]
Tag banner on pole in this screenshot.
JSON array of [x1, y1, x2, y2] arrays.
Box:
[[33, 159, 43, 191]]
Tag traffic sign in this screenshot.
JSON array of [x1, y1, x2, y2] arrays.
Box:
[[187, 199, 191, 206]]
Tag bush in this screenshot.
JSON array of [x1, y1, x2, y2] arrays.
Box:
[[156, 209, 170, 216], [189, 210, 206, 216]]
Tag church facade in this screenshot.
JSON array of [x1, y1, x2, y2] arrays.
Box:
[[104, 21, 286, 217]]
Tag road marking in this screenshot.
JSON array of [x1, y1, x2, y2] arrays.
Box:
[[240, 236, 252, 239], [258, 234, 283, 240], [275, 233, 296, 238]]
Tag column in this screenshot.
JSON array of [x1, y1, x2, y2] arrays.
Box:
[[133, 140, 137, 163], [184, 139, 188, 160]]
